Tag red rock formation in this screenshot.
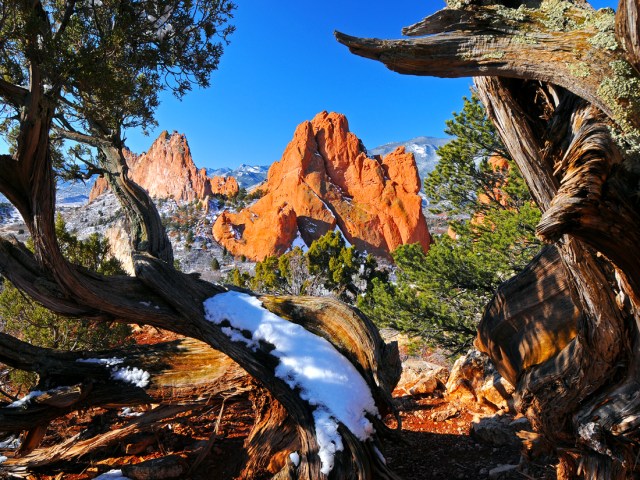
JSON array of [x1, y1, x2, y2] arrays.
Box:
[[213, 111, 431, 261], [89, 131, 238, 203]]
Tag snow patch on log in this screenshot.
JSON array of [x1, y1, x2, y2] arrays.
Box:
[[76, 357, 150, 388], [111, 367, 151, 388], [76, 357, 124, 367], [6, 390, 45, 408], [203, 291, 379, 474]]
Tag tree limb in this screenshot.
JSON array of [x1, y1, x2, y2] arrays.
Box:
[[0, 78, 28, 108], [53, 127, 111, 149], [0, 334, 251, 433], [335, 5, 640, 133]]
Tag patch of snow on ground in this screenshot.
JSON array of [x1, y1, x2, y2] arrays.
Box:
[[7, 390, 45, 408], [0, 456, 7, 464], [93, 470, 131, 480], [290, 230, 308, 252], [203, 291, 378, 474]]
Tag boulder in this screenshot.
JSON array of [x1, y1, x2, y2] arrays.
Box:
[[471, 412, 531, 447], [395, 358, 449, 396], [446, 349, 514, 411]]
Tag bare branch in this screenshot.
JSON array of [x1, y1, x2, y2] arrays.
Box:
[[0, 78, 28, 108], [54, 0, 77, 41], [335, 6, 640, 133]]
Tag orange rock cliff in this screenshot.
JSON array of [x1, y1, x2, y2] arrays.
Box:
[[213, 111, 431, 261], [89, 131, 238, 202]]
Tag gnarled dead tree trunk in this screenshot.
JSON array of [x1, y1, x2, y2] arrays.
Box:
[[337, 1, 640, 478]]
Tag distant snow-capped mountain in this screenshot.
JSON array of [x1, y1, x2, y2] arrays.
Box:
[[56, 177, 96, 205], [0, 177, 96, 208], [206, 164, 269, 190], [370, 136, 448, 185]]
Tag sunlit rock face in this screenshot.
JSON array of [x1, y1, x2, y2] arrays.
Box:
[[89, 131, 238, 203], [213, 111, 431, 261]]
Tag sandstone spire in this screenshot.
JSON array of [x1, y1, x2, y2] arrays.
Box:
[[213, 111, 431, 260]]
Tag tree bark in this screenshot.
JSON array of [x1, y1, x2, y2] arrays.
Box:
[[337, 2, 640, 478], [98, 142, 174, 264]]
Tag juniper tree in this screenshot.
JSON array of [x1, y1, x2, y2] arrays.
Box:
[[359, 95, 541, 351], [339, 1, 640, 477]]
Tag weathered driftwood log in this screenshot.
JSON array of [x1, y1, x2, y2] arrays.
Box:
[[337, 1, 640, 478], [0, 295, 401, 478]]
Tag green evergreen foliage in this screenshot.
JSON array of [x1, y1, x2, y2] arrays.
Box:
[[251, 255, 286, 293], [424, 94, 517, 215], [237, 232, 387, 302], [306, 231, 385, 301], [51, 215, 124, 275], [210, 257, 221, 270], [0, 216, 131, 388], [227, 267, 251, 288], [0, 0, 235, 179], [359, 94, 542, 352]]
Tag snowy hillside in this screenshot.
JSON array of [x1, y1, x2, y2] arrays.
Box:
[[206, 164, 269, 190], [56, 177, 96, 205], [0, 178, 96, 208]]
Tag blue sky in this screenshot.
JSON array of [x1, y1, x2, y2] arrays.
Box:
[[126, 0, 617, 169], [127, 0, 473, 169], [1, 1, 619, 168]]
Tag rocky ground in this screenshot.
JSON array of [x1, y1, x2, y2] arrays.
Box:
[[0, 328, 556, 480]]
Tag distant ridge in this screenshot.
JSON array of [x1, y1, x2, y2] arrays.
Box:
[[206, 164, 269, 190]]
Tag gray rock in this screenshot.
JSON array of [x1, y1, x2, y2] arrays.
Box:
[[396, 358, 450, 396], [471, 413, 531, 447]]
